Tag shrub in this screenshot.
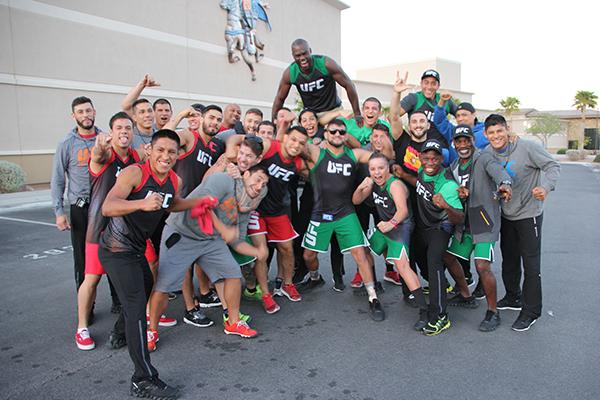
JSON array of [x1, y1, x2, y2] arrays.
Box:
[[594, 154, 600, 163], [556, 148, 567, 155], [0, 160, 27, 193]]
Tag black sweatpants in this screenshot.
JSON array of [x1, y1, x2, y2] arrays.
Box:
[[500, 214, 543, 318], [69, 204, 89, 290], [98, 247, 157, 382], [423, 228, 452, 318]]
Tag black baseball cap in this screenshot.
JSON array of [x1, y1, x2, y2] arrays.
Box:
[[422, 139, 443, 155], [453, 124, 474, 140], [421, 69, 440, 82], [191, 103, 205, 113], [457, 102, 476, 113]]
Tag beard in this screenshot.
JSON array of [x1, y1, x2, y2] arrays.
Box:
[[203, 121, 217, 136], [76, 117, 95, 130]]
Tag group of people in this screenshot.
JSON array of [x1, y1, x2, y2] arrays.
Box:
[[51, 38, 560, 399]]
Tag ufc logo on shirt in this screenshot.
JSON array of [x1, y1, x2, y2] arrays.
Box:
[[415, 181, 432, 201], [197, 150, 213, 166], [326, 161, 351, 176], [458, 174, 470, 187], [145, 191, 173, 208], [372, 192, 388, 207], [268, 164, 294, 181], [299, 78, 325, 93]]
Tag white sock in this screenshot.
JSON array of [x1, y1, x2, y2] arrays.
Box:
[[77, 328, 88, 333], [365, 282, 377, 302]]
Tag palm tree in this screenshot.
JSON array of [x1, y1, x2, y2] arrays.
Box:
[[499, 97, 520, 133], [573, 90, 598, 150]]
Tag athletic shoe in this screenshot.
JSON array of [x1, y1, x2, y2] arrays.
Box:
[[147, 314, 178, 327], [448, 294, 479, 309], [130, 377, 179, 400], [110, 302, 122, 314], [479, 310, 501, 332], [403, 294, 418, 308], [332, 277, 345, 292], [198, 290, 222, 308], [413, 309, 429, 331], [108, 331, 126, 349], [279, 283, 302, 302], [183, 307, 214, 328], [473, 282, 485, 300], [262, 293, 280, 314], [292, 268, 309, 284], [511, 314, 537, 332], [242, 286, 263, 301], [497, 297, 522, 311], [75, 329, 95, 351], [274, 277, 283, 292], [147, 329, 158, 352], [383, 270, 402, 286], [369, 298, 385, 322], [223, 312, 251, 324], [297, 275, 325, 293], [167, 292, 177, 301], [422, 285, 454, 295], [466, 276, 475, 286], [224, 320, 258, 338], [423, 314, 451, 336], [350, 271, 363, 288]]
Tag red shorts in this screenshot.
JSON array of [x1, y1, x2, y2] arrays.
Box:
[[247, 212, 298, 243], [85, 240, 157, 275]]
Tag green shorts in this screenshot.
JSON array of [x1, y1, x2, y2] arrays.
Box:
[[367, 229, 409, 261], [230, 236, 256, 266], [447, 233, 494, 262], [302, 213, 368, 253]]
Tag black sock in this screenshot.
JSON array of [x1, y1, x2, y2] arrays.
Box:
[[411, 289, 427, 310], [246, 287, 257, 293], [223, 308, 229, 318]]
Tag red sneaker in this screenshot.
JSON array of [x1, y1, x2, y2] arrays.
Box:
[[281, 283, 302, 302], [262, 293, 280, 314], [147, 329, 159, 352], [224, 320, 258, 338], [350, 271, 363, 288], [75, 329, 95, 351], [384, 270, 402, 286], [146, 314, 178, 327]]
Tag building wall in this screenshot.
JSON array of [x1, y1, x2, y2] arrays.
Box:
[[0, 0, 347, 184]]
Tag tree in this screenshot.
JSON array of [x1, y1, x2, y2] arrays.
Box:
[[527, 114, 562, 149], [499, 96, 520, 132], [573, 90, 598, 150]]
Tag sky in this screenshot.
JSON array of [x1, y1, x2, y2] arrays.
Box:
[[340, 0, 600, 111]]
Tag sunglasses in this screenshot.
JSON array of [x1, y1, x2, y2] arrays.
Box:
[[328, 129, 346, 136]]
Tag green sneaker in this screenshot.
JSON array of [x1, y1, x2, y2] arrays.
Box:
[[242, 286, 263, 301], [423, 314, 451, 336], [223, 312, 252, 324]]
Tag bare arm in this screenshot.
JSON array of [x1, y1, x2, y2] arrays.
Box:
[[272, 68, 292, 121], [102, 166, 162, 217], [121, 74, 160, 117], [167, 176, 199, 212], [89, 132, 112, 173], [352, 177, 373, 205], [326, 57, 362, 126], [392, 164, 417, 187], [390, 71, 410, 140], [353, 137, 393, 163], [276, 109, 296, 142]]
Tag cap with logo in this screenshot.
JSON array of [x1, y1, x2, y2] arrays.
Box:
[[422, 139, 444, 155], [456, 102, 476, 113], [421, 69, 440, 83], [453, 124, 474, 140]]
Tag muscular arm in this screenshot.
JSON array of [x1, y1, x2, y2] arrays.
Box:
[[353, 138, 394, 163], [326, 58, 361, 121], [388, 180, 409, 223], [352, 177, 373, 205], [101, 166, 147, 217], [167, 176, 199, 212], [272, 68, 292, 121], [89, 133, 112, 173], [121, 74, 159, 117]]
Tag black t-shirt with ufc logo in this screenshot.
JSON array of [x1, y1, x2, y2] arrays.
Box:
[[257, 140, 302, 217], [101, 162, 178, 254]]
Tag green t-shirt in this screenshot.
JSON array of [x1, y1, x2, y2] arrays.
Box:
[[422, 171, 463, 210], [341, 118, 391, 145]]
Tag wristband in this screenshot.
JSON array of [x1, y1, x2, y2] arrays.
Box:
[[390, 218, 400, 227]]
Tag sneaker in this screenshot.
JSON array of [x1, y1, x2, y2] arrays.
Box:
[[479, 310, 501, 332], [75, 329, 95, 351], [375, 281, 385, 294], [292, 268, 309, 284], [108, 331, 126, 349], [368, 299, 385, 322], [497, 296, 522, 311], [422, 285, 454, 295], [413, 309, 429, 331], [110, 302, 122, 314], [403, 294, 418, 308], [332, 277, 346, 292], [198, 290, 222, 308], [147, 329, 158, 352], [448, 294, 479, 309], [242, 286, 263, 301], [350, 271, 363, 288], [423, 314, 451, 336], [224, 320, 258, 338], [167, 292, 177, 301], [466, 276, 475, 286], [279, 283, 302, 302], [274, 277, 283, 292], [147, 314, 178, 327], [183, 307, 214, 328], [130, 377, 179, 400], [262, 293, 280, 314], [297, 275, 325, 293], [223, 312, 251, 324], [473, 282, 485, 300], [511, 314, 537, 332], [383, 270, 402, 286]]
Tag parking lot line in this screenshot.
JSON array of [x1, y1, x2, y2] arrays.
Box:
[[0, 216, 57, 227]]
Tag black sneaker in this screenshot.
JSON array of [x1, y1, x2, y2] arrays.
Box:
[[472, 282, 485, 300], [497, 296, 522, 311], [511, 314, 537, 332], [448, 294, 479, 309], [292, 268, 309, 284], [374, 281, 385, 294], [332, 278, 345, 292], [413, 309, 429, 331], [369, 299, 385, 322], [198, 290, 222, 308], [183, 307, 214, 328], [167, 292, 177, 301], [108, 331, 127, 349], [403, 294, 418, 308], [479, 310, 501, 332], [466, 276, 474, 286], [130, 377, 179, 399], [110, 302, 122, 314], [297, 275, 325, 293], [423, 314, 451, 336]]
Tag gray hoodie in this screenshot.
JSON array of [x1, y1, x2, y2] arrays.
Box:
[[483, 139, 560, 221], [50, 127, 99, 216]]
